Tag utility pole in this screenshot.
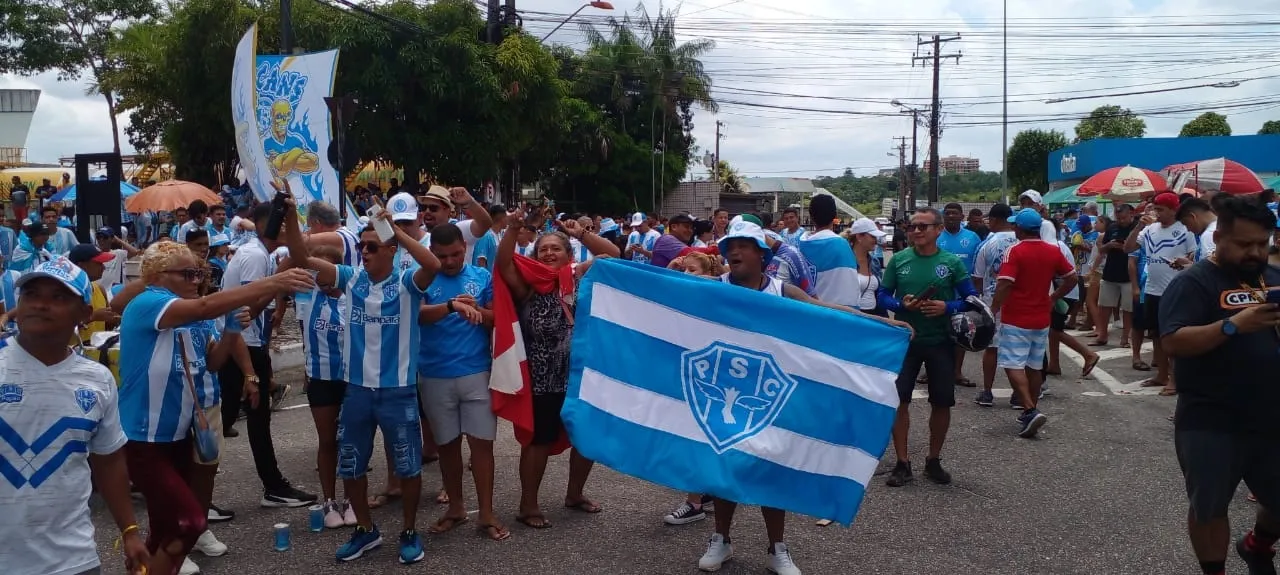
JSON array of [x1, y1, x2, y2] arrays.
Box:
[[893, 137, 908, 216], [281, 0, 294, 53], [1001, 0, 1009, 204], [909, 109, 919, 208], [486, 0, 502, 44], [504, 0, 518, 27], [913, 34, 961, 205], [713, 120, 724, 184]]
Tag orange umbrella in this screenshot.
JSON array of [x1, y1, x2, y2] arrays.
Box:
[[125, 180, 223, 214]]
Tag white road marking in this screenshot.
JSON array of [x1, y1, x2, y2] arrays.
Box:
[[279, 403, 311, 411], [1056, 345, 1161, 396]]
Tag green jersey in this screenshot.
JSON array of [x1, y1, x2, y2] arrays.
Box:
[[881, 247, 970, 345]]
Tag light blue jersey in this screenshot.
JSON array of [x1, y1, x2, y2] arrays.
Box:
[[118, 287, 220, 442], [174, 219, 214, 243], [0, 226, 16, 261], [797, 229, 858, 307], [304, 286, 346, 381], [336, 265, 427, 389], [472, 230, 497, 271], [937, 227, 982, 273], [0, 269, 20, 312], [419, 265, 493, 379], [778, 227, 804, 246]]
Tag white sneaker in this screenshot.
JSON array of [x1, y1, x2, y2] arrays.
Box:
[[767, 542, 801, 575], [697, 533, 732, 572], [193, 530, 227, 557], [179, 556, 201, 575], [341, 498, 358, 526], [323, 499, 345, 529]]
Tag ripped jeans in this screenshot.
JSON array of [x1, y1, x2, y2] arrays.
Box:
[[336, 384, 423, 480]]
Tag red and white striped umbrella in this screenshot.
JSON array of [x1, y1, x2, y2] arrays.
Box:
[[1162, 157, 1266, 195], [1076, 165, 1169, 201]]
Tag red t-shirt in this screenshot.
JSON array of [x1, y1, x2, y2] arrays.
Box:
[[997, 239, 1076, 329]]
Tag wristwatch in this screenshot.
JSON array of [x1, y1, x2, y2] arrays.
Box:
[[1221, 318, 1238, 336], [245, 375, 260, 386], [446, 300, 456, 313]]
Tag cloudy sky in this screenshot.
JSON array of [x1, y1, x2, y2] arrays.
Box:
[[5, 0, 1280, 180]]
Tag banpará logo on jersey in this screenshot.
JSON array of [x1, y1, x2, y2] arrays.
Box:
[[935, 264, 951, 279], [680, 342, 799, 454], [0, 383, 22, 404], [74, 388, 98, 414]]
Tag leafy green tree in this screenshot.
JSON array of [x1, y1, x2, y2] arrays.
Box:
[[3, 0, 159, 154], [1179, 112, 1232, 137], [1007, 129, 1069, 194], [1259, 120, 1280, 135], [1073, 105, 1146, 143], [714, 160, 743, 193]]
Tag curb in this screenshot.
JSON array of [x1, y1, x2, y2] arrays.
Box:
[[269, 342, 304, 370]]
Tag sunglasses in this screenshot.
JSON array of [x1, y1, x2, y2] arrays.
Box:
[[422, 203, 446, 213], [359, 241, 393, 254], [906, 223, 939, 232], [162, 268, 206, 282]]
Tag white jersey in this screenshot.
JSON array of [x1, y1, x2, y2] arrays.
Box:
[[397, 234, 433, 273], [569, 237, 593, 264], [972, 230, 1018, 303], [454, 218, 486, 263], [95, 248, 130, 294], [720, 273, 784, 297], [221, 237, 272, 346], [1198, 220, 1218, 262], [1136, 221, 1198, 297], [0, 344, 126, 575]]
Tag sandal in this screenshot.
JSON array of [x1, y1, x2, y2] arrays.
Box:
[[1132, 361, 1151, 372], [368, 491, 401, 509], [515, 514, 552, 529], [1082, 355, 1100, 378], [564, 498, 603, 514], [478, 523, 511, 541], [956, 377, 976, 388], [1088, 340, 1109, 347], [429, 514, 469, 534], [1139, 379, 1165, 388], [1159, 388, 1177, 397]]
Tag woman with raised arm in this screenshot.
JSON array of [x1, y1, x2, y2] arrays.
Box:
[[495, 206, 617, 530]]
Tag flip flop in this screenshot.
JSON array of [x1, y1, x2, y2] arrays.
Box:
[[956, 377, 976, 388], [1139, 378, 1165, 387], [1121, 341, 1131, 348], [1159, 388, 1177, 397], [1132, 361, 1151, 371], [1082, 355, 1100, 378], [429, 515, 469, 534], [478, 523, 511, 541], [368, 491, 401, 509], [515, 514, 552, 529], [815, 519, 833, 527], [564, 499, 602, 514], [1088, 341, 1109, 347]]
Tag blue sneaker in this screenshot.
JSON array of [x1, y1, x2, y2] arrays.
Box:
[[398, 529, 425, 565], [336, 525, 382, 562], [1017, 409, 1048, 438], [974, 390, 994, 407]]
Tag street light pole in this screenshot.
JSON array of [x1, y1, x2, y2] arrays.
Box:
[[1001, 0, 1009, 204], [541, 1, 614, 42]]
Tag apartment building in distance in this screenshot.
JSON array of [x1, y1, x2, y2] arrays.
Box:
[[923, 155, 980, 175]]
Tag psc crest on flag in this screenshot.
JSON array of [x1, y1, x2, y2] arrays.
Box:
[[681, 342, 797, 454], [563, 259, 910, 526]]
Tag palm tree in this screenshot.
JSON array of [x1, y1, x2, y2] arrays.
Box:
[[577, 5, 717, 208]]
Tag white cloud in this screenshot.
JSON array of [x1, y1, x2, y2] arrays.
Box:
[[0, 71, 133, 164], [8, 0, 1280, 183]]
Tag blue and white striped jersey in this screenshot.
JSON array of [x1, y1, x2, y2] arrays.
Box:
[[336, 265, 427, 389], [304, 286, 346, 382]]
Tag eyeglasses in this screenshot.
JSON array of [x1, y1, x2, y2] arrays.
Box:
[[423, 203, 446, 213], [907, 223, 939, 232], [162, 268, 206, 282]]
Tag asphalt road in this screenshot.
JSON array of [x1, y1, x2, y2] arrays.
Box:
[[90, 330, 1260, 575]]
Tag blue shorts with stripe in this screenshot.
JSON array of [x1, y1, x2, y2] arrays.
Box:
[[995, 324, 1049, 370]]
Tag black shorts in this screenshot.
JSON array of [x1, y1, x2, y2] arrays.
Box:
[[1050, 298, 1077, 332], [306, 377, 348, 407], [1144, 295, 1162, 336], [895, 341, 956, 407], [1175, 430, 1280, 521], [861, 306, 889, 318], [531, 392, 567, 446]]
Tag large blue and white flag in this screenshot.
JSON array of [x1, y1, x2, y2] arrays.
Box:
[[564, 259, 909, 526]]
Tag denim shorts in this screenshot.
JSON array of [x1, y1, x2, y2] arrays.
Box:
[[336, 384, 423, 480]]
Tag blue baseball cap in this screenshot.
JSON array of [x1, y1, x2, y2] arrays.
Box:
[[1008, 208, 1043, 231], [16, 257, 93, 304]]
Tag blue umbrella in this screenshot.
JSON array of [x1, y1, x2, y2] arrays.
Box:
[[51, 180, 141, 202]]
